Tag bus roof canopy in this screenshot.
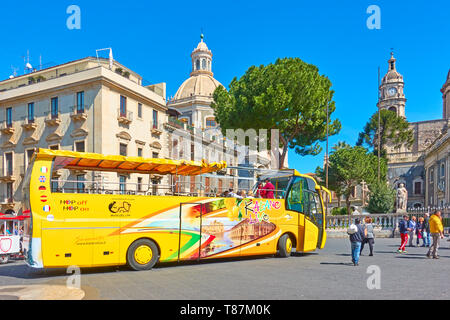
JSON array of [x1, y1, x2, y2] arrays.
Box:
[[36, 148, 227, 176]]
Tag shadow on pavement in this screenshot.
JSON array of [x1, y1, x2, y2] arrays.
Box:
[[320, 262, 354, 266], [0, 253, 312, 279]]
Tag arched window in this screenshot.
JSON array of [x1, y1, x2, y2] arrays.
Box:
[[388, 106, 397, 113], [207, 60, 211, 71], [195, 59, 200, 70], [202, 59, 206, 70]]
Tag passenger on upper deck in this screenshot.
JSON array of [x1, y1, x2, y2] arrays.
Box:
[[229, 189, 243, 200], [258, 178, 275, 199]]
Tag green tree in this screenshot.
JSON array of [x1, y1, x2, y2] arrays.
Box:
[[356, 109, 414, 157], [211, 57, 341, 168], [366, 181, 396, 213], [316, 144, 386, 215]]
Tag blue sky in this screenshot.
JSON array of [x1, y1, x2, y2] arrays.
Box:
[[0, 0, 449, 173]]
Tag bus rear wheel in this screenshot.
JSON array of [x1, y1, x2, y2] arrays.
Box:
[[127, 239, 159, 271], [277, 234, 293, 258]]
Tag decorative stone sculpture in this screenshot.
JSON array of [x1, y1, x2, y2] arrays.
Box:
[[396, 183, 408, 213]]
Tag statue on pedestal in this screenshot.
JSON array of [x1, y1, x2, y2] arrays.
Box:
[[396, 183, 408, 213]]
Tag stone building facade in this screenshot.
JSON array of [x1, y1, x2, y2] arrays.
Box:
[[0, 37, 284, 214], [424, 72, 450, 208], [380, 53, 450, 209], [0, 57, 168, 214]]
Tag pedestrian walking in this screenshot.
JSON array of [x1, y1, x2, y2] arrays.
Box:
[[398, 215, 410, 253], [426, 210, 444, 259], [423, 212, 431, 247], [360, 216, 375, 256], [408, 216, 417, 247], [347, 218, 366, 266]]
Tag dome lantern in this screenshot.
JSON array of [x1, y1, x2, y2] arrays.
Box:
[[191, 34, 213, 77]]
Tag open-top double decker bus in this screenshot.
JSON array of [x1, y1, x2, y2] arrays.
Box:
[[22, 149, 330, 271]]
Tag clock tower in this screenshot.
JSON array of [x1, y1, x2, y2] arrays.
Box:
[[377, 52, 406, 118]]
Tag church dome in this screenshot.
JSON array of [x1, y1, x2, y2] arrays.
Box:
[[384, 70, 403, 81], [173, 73, 222, 100], [171, 35, 223, 101]]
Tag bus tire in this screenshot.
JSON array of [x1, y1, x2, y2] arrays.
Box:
[[277, 234, 293, 258], [0, 254, 9, 264], [126, 239, 159, 271]]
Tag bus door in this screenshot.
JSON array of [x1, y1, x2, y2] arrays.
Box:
[[286, 177, 319, 252], [178, 203, 205, 262], [311, 192, 325, 248]]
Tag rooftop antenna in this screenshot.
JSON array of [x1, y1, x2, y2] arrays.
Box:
[[9, 65, 18, 79], [95, 48, 114, 70], [23, 50, 33, 73]]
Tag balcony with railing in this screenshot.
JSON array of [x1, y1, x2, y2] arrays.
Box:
[[117, 109, 133, 125], [0, 166, 16, 183], [70, 105, 88, 121], [165, 117, 185, 130], [44, 111, 62, 126], [21, 117, 37, 131], [0, 194, 15, 210], [0, 120, 15, 134], [150, 121, 163, 135]]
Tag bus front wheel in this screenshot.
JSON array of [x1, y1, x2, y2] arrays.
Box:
[[127, 239, 159, 271], [277, 234, 293, 258]]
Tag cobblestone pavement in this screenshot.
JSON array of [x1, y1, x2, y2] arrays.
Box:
[[1, 238, 450, 300]]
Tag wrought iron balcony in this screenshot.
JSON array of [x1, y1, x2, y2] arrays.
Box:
[[150, 121, 163, 135], [44, 111, 62, 126], [0, 121, 15, 134], [164, 117, 185, 130], [70, 105, 88, 121], [117, 109, 133, 125], [21, 118, 38, 131], [0, 169, 16, 182]]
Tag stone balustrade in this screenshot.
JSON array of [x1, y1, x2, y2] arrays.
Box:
[[325, 209, 450, 238]]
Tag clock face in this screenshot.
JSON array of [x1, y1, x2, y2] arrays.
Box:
[[388, 87, 397, 96]]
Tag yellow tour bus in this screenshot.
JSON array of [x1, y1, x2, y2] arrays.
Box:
[[22, 149, 330, 271]]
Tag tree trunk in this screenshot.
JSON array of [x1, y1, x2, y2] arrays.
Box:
[[345, 195, 351, 215]]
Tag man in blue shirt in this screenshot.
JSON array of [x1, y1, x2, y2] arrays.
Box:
[[349, 218, 366, 266], [398, 215, 410, 253]]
